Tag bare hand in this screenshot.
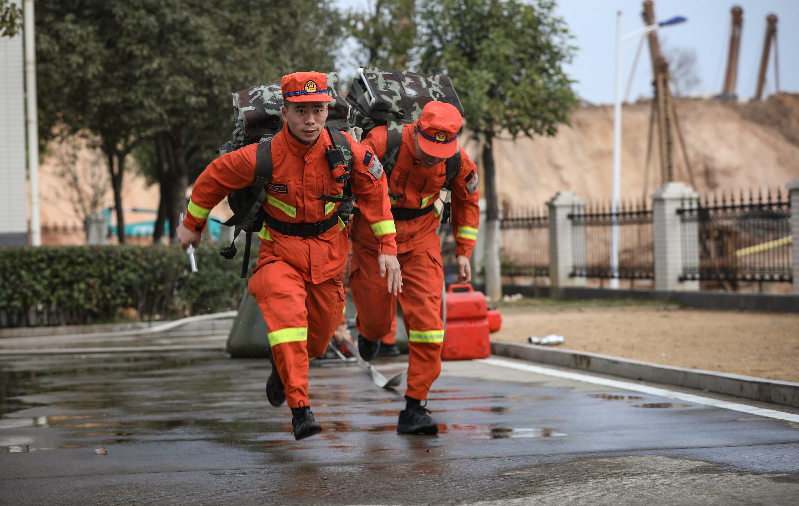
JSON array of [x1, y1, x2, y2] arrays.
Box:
[[177, 222, 202, 251], [378, 253, 402, 295], [456, 255, 471, 283]]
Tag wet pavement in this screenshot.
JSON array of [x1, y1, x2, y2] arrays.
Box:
[[1, 328, 799, 505]]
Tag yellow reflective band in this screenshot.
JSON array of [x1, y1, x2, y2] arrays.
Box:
[[258, 224, 272, 242], [325, 201, 335, 215], [267, 195, 297, 218], [456, 226, 479, 241], [434, 206, 441, 217], [187, 200, 211, 220], [267, 327, 308, 347], [338, 217, 346, 230], [389, 195, 398, 205], [370, 219, 396, 236], [409, 330, 445, 343], [421, 195, 435, 208]]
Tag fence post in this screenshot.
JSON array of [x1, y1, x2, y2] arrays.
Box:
[[547, 191, 586, 297], [652, 182, 699, 292], [788, 178, 799, 294], [85, 211, 108, 245]]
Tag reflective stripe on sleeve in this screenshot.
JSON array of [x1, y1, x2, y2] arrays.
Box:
[[325, 201, 335, 215], [268, 327, 308, 347], [370, 219, 396, 236], [409, 330, 445, 343], [258, 225, 272, 241], [456, 226, 478, 241], [187, 200, 211, 220], [421, 195, 435, 208], [267, 195, 297, 218]]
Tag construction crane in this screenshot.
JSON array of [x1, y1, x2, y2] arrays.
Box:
[[754, 14, 779, 101], [721, 6, 744, 98], [640, 0, 694, 195]]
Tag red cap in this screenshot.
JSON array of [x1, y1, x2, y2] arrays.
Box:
[[280, 71, 335, 103], [416, 101, 462, 158]]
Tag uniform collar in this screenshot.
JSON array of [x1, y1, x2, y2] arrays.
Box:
[[282, 122, 321, 158]]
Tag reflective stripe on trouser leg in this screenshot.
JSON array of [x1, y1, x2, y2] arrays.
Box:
[[248, 260, 345, 409], [396, 247, 445, 400], [350, 240, 397, 341]]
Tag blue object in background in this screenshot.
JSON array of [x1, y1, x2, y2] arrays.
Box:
[[103, 208, 222, 241]]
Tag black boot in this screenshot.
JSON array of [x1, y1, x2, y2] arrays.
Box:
[[397, 396, 438, 435], [378, 342, 400, 357], [358, 335, 380, 362], [266, 352, 286, 407], [291, 406, 322, 440]]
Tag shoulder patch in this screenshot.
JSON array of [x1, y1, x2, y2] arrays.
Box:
[[465, 170, 479, 195], [363, 151, 373, 167], [367, 155, 384, 181]]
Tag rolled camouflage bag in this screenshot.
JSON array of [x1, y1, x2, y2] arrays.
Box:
[[219, 72, 353, 155], [346, 67, 463, 137]]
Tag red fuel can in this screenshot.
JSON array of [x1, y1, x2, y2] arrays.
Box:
[[487, 309, 502, 333], [442, 284, 491, 360]]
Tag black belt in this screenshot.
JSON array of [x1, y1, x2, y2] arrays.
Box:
[[264, 213, 338, 237], [353, 205, 435, 221]]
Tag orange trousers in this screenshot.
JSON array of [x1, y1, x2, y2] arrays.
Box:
[[350, 243, 444, 401], [248, 260, 346, 408]]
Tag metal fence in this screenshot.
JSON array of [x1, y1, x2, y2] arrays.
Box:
[[570, 200, 654, 280], [498, 207, 550, 280], [678, 188, 792, 285]]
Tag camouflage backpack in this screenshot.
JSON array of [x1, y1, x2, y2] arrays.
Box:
[[345, 67, 464, 193], [216, 72, 355, 278]]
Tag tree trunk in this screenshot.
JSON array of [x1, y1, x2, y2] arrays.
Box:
[[152, 136, 168, 245], [164, 129, 190, 244], [106, 149, 126, 244], [482, 131, 502, 300]]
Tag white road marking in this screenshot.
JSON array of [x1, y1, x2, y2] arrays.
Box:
[[480, 358, 799, 423]]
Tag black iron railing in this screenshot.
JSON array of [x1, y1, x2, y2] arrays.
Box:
[[499, 207, 549, 279], [678, 188, 792, 284], [570, 200, 654, 279]]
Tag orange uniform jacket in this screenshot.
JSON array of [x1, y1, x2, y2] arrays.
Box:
[[359, 122, 480, 257], [183, 124, 397, 281]]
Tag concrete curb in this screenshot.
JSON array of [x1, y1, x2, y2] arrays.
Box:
[[0, 344, 226, 355], [0, 313, 236, 340], [491, 341, 799, 409]]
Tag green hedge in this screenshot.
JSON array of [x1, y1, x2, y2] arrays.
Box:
[[0, 244, 249, 327]]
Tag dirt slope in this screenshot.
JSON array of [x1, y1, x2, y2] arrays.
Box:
[[468, 93, 799, 211]]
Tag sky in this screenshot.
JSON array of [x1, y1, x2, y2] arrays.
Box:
[[334, 0, 798, 105]]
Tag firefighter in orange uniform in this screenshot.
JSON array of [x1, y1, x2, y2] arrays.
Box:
[[350, 101, 480, 435], [177, 72, 401, 440]]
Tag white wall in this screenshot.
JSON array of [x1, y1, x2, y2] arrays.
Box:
[[0, 34, 28, 246]]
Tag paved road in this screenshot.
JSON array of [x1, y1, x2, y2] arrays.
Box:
[[1, 334, 798, 505]]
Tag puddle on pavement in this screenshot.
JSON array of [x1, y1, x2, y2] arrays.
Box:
[[634, 402, 692, 409], [0, 367, 48, 416], [489, 427, 567, 438], [589, 394, 644, 400], [3, 445, 29, 453]]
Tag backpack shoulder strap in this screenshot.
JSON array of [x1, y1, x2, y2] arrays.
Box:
[[443, 147, 461, 190], [382, 122, 403, 178], [326, 128, 353, 170], [254, 138, 274, 188]]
